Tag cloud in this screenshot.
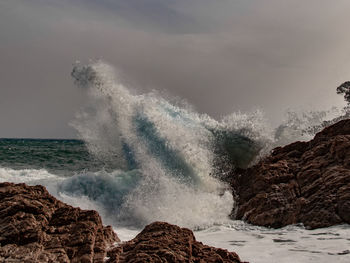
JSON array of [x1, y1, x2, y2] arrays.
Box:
[[0, 0, 350, 137]]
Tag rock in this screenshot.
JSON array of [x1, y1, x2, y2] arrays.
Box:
[[230, 119, 350, 229], [0, 182, 119, 262], [0, 183, 246, 262], [106, 221, 245, 263]]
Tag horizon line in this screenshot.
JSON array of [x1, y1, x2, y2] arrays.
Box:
[[0, 137, 81, 141]]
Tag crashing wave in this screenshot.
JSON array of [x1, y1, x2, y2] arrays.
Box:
[[68, 61, 272, 228]]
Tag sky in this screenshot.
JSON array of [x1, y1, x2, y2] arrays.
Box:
[[1, 0, 350, 138]]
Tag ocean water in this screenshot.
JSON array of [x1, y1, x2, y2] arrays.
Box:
[[0, 61, 349, 262]]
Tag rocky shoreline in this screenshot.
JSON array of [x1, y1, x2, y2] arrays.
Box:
[[1, 119, 350, 262], [0, 182, 245, 263], [230, 119, 350, 229]]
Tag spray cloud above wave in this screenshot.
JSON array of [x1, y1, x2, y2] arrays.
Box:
[[66, 60, 349, 229], [67, 60, 278, 228], [0, 60, 346, 230]]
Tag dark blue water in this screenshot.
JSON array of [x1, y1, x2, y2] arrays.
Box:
[[0, 139, 117, 175]]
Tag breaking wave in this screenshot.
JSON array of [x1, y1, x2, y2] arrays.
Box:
[[66, 61, 272, 228], [66, 61, 347, 228], [3, 60, 344, 230]]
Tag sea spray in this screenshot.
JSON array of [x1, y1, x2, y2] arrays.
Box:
[[0, 61, 343, 230], [1, 165, 349, 263], [68, 61, 274, 228], [0, 61, 348, 262], [274, 107, 347, 145], [70, 61, 345, 228]]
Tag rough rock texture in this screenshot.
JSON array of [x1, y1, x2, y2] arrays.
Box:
[[0, 183, 245, 262], [0, 182, 119, 263], [231, 119, 350, 229], [106, 222, 245, 263]]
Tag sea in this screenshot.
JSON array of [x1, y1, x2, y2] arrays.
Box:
[[0, 61, 349, 263]]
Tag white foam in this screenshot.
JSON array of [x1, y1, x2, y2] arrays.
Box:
[[70, 61, 236, 229], [195, 222, 350, 263], [0, 166, 118, 226], [119, 174, 233, 229], [70, 61, 349, 232], [0, 166, 64, 194], [0, 167, 58, 183]]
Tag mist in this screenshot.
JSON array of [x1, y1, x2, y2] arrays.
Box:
[[1, 0, 349, 138]]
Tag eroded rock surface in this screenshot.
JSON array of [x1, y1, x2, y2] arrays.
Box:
[[231, 119, 350, 229], [0, 182, 119, 262], [106, 221, 245, 263], [0, 183, 245, 262]]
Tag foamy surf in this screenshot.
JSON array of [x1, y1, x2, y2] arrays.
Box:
[[68, 61, 275, 229], [195, 223, 350, 263], [1, 165, 349, 263], [1, 60, 349, 262]]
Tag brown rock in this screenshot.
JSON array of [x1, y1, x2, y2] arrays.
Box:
[[0, 182, 119, 262], [106, 221, 245, 263], [0, 184, 247, 262], [230, 119, 350, 229]]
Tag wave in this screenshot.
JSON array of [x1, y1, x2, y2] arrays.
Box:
[[273, 107, 347, 145], [0, 166, 232, 229], [2, 61, 343, 230], [0, 167, 113, 224], [69, 61, 348, 229], [68, 61, 280, 228]]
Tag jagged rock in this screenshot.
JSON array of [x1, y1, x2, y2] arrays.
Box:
[[0, 184, 246, 262], [0, 182, 119, 262], [231, 119, 350, 229], [106, 221, 245, 263]]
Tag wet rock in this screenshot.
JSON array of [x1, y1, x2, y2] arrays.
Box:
[[0, 183, 246, 262], [0, 182, 119, 262], [106, 221, 245, 263], [231, 119, 350, 229]]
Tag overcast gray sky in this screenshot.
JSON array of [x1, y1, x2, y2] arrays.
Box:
[[1, 0, 350, 138]]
